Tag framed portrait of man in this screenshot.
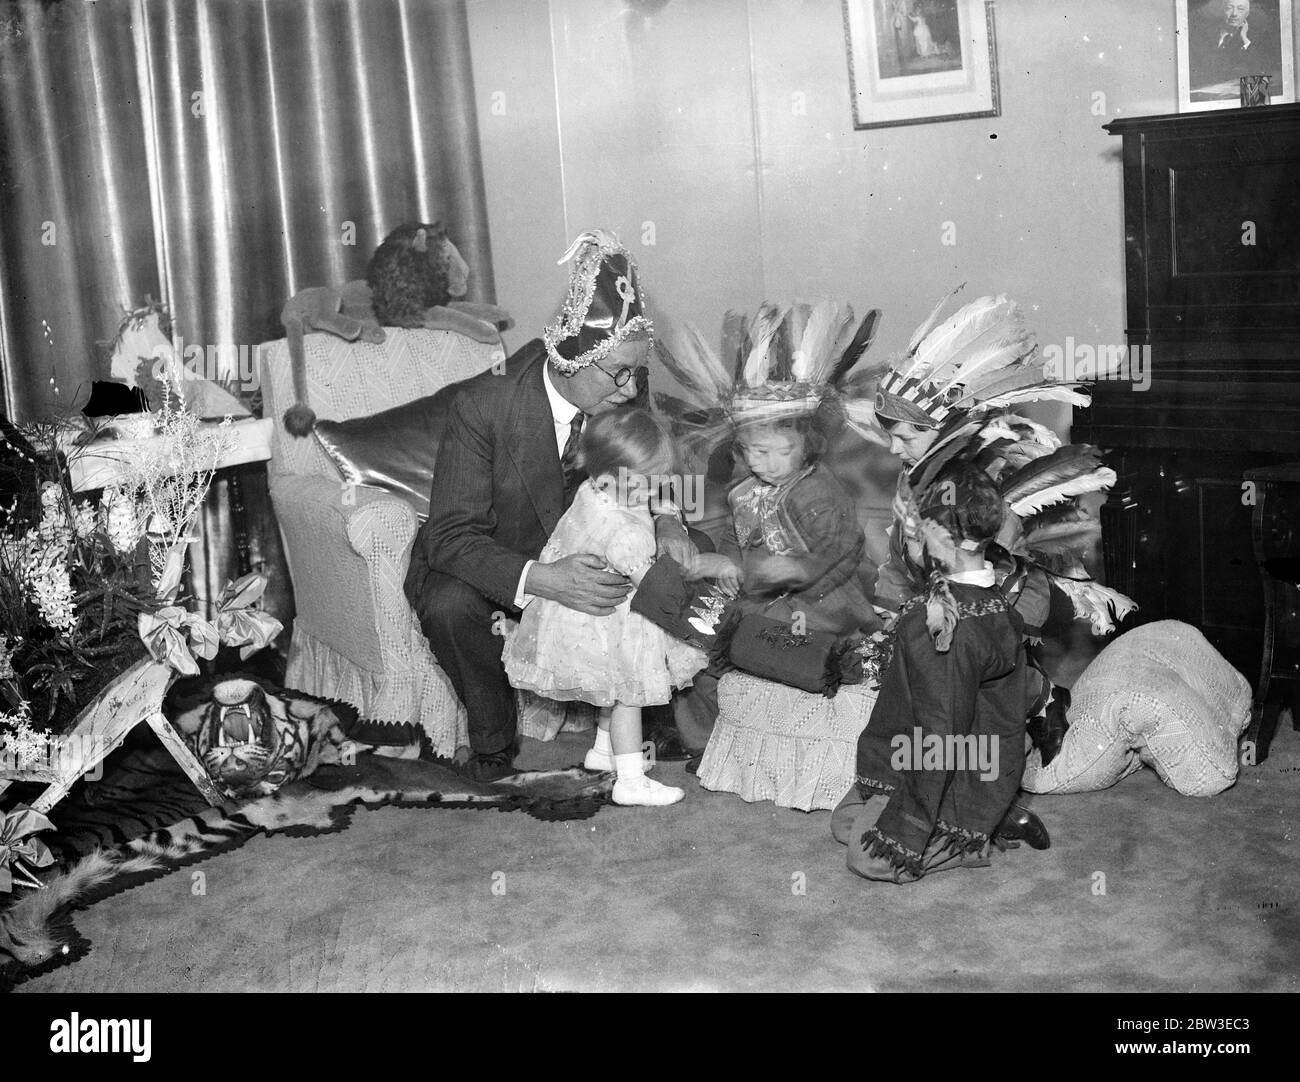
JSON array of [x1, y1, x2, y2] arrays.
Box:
[[842, 0, 1000, 129], [1177, 0, 1295, 111]]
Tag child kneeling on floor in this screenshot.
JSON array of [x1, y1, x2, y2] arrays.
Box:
[[831, 461, 1044, 882], [502, 407, 707, 807]]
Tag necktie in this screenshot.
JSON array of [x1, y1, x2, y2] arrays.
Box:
[[560, 413, 585, 506]]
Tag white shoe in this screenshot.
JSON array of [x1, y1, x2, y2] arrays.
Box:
[[584, 747, 616, 771], [612, 775, 685, 807]]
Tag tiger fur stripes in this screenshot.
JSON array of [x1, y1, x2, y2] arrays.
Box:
[[1, 755, 613, 985]]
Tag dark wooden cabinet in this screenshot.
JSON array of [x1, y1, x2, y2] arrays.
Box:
[[1075, 105, 1300, 683]]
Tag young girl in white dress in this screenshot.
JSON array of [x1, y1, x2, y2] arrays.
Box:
[[502, 408, 707, 807]]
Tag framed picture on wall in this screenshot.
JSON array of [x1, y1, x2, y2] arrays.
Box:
[[842, 0, 1000, 129], [1176, 0, 1295, 111]]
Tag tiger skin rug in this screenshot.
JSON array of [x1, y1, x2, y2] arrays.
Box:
[[0, 744, 614, 989]]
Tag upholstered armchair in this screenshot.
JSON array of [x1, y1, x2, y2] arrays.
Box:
[[258, 327, 503, 757]]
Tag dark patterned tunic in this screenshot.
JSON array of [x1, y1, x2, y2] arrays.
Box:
[[718, 462, 879, 636], [855, 583, 1038, 874]]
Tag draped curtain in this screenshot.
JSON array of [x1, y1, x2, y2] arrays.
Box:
[[0, 0, 494, 419]]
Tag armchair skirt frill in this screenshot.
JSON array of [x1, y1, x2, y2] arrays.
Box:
[[259, 328, 506, 757]]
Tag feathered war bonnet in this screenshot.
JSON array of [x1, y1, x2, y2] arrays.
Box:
[[543, 230, 654, 375], [651, 300, 887, 472], [876, 288, 1135, 637], [873, 287, 1089, 432]]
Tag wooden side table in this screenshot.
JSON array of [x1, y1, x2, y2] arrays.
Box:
[[1243, 464, 1300, 763], [66, 416, 272, 493], [64, 417, 278, 619]]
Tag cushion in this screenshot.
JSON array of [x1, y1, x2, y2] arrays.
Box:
[[1022, 620, 1251, 796], [698, 671, 877, 811], [312, 381, 463, 520]]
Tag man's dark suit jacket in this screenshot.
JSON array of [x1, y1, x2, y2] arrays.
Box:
[[1189, 6, 1280, 90], [405, 338, 563, 612]]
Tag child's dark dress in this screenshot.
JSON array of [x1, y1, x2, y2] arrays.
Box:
[[854, 582, 1038, 875]]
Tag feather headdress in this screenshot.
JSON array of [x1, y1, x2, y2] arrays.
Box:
[[907, 408, 1135, 635], [654, 300, 888, 471], [874, 290, 1089, 431], [1000, 444, 1117, 518]]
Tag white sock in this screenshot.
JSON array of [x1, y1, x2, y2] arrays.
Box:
[[614, 751, 646, 781], [593, 728, 613, 757]]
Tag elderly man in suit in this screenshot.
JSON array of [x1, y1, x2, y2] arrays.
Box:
[[405, 231, 696, 781], [1189, 0, 1281, 96]]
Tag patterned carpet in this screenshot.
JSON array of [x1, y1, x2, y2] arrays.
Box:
[[9, 722, 1299, 992], [1, 731, 614, 988]]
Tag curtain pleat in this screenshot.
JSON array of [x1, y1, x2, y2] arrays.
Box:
[[0, 2, 159, 414], [0, 0, 493, 419]]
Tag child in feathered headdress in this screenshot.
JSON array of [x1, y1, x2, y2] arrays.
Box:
[[832, 460, 1047, 884], [849, 288, 1137, 846], [658, 302, 885, 639], [861, 288, 1135, 641]]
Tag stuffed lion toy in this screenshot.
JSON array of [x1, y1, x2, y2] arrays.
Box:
[[280, 222, 510, 436]]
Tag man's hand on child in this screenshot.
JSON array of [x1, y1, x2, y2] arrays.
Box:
[[527, 553, 631, 616]]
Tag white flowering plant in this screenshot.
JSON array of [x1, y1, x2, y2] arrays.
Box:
[[0, 419, 157, 737], [0, 378, 237, 743]]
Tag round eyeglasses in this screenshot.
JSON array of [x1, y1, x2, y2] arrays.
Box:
[[598, 365, 636, 388]]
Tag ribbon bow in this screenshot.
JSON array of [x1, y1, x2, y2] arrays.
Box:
[[138, 606, 219, 677], [155, 538, 196, 603], [0, 806, 56, 892], [215, 573, 283, 660]]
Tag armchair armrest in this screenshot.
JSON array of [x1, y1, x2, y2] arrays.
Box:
[[270, 474, 422, 671], [344, 486, 419, 557]]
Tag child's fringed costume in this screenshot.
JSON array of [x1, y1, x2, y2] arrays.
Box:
[[657, 301, 890, 807], [718, 457, 875, 638], [849, 578, 1042, 881], [655, 300, 885, 652], [859, 287, 1136, 639]]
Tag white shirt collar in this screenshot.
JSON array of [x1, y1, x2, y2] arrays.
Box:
[[947, 561, 995, 587], [542, 362, 581, 425]]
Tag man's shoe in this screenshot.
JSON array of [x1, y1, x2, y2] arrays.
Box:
[[460, 747, 517, 783], [684, 752, 704, 775], [994, 801, 1050, 850]]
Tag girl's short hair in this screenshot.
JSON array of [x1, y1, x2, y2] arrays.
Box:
[[733, 414, 828, 464], [579, 407, 678, 480], [916, 460, 1003, 546]]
